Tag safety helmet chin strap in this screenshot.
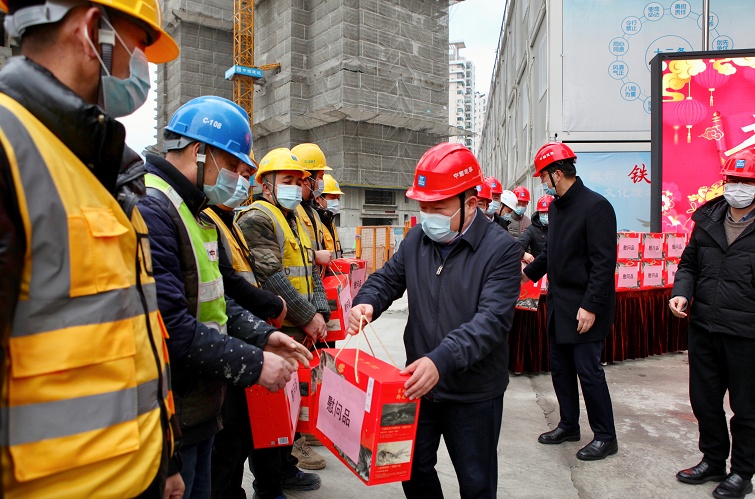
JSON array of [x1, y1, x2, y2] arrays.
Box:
[[263, 172, 284, 210], [457, 192, 466, 237], [95, 10, 115, 110], [195, 143, 207, 191]]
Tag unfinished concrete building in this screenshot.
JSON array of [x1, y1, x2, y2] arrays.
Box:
[[156, 0, 458, 250]]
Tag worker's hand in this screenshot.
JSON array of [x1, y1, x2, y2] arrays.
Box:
[[348, 304, 374, 335], [522, 252, 534, 264], [275, 296, 288, 324], [669, 296, 688, 318], [264, 331, 312, 369], [163, 472, 185, 499], [315, 250, 332, 266], [576, 307, 595, 334], [303, 313, 327, 341], [258, 351, 295, 392], [400, 357, 439, 400]]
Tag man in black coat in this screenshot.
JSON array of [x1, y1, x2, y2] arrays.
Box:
[[669, 148, 755, 499], [523, 142, 618, 461], [348, 143, 522, 499]]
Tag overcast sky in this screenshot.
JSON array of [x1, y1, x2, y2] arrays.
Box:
[[121, 1, 507, 155]]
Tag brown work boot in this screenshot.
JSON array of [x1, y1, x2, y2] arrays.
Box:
[[292, 436, 326, 470], [303, 432, 323, 447]]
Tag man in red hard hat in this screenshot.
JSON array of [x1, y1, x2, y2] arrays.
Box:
[[509, 186, 532, 237], [476, 180, 493, 214], [347, 143, 522, 498], [483, 175, 503, 220], [523, 142, 619, 461], [670, 148, 755, 499]]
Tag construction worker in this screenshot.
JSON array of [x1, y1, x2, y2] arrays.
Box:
[[476, 179, 493, 214], [521, 194, 554, 263], [138, 96, 311, 499], [0, 0, 182, 496], [494, 189, 518, 230], [291, 142, 333, 267], [348, 143, 522, 499], [317, 173, 344, 259], [509, 186, 532, 237], [236, 148, 330, 496], [483, 175, 503, 220]]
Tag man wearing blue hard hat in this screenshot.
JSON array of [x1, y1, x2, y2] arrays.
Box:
[[137, 95, 311, 499]]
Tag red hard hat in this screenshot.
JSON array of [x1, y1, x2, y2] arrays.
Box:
[[721, 148, 755, 179], [533, 142, 577, 177], [484, 176, 503, 194], [536, 195, 554, 212], [513, 186, 530, 203], [476, 182, 492, 201], [406, 143, 484, 202]]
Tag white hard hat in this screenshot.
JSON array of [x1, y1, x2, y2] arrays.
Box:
[[501, 190, 517, 210]]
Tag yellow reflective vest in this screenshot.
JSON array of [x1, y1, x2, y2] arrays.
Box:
[[322, 218, 343, 259], [297, 203, 327, 251], [249, 201, 315, 328], [0, 94, 172, 497], [204, 208, 259, 287]]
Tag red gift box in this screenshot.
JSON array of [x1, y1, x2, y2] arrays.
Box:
[[322, 275, 352, 342], [615, 262, 640, 291], [517, 263, 543, 311], [313, 349, 420, 485], [639, 260, 665, 288], [664, 233, 687, 259], [665, 259, 680, 288], [297, 356, 320, 434], [617, 232, 642, 261], [331, 258, 368, 297], [641, 233, 665, 260], [246, 371, 301, 449]]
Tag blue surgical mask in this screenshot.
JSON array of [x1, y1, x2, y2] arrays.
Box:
[[543, 185, 557, 196], [276, 184, 302, 210], [503, 212, 512, 222], [203, 148, 240, 205], [86, 19, 151, 117], [514, 206, 526, 217], [222, 176, 251, 209], [486, 200, 501, 216], [540, 213, 549, 225], [326, 199, 340, 214], [314, 179, 325, 197], [420, 208, 460, 244]]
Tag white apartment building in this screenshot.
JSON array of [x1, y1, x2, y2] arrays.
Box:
[[448, 41, 476, 151], [473, 91, 487, 155]]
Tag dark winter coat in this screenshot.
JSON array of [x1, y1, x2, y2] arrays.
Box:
[[139, 155, 274, 444], [672, 196, 755, 339], [353, 209, 522, 403], [519, 212, 548, 258], [524, 177, 617, 344]]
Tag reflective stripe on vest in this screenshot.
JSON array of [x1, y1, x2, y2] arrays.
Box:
[[204, 208, 259, 287], [249, 202, 314, 326], [323, 219, 343, 259], [0, 95, 168, 496], [297, 203, 326, 251], [145, 174, 228, 331]]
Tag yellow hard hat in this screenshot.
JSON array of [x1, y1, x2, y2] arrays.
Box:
[[255, 148, 311, 183], [291, 143, 333, 172], [322, 174, 344, 195], [1, 0, 179, 63]]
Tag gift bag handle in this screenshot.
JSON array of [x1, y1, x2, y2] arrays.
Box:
[[334, 314, 399, 383]]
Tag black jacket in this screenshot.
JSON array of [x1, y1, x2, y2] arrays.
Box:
[[138, 155, 274, 444], [353, 209, 522, 403], [524, 178, 617, 344], [672, 196, 755, 339], [519, 212, 548, 258]]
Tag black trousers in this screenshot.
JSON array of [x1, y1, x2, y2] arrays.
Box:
[[550, 338, 616, 441], [210, 386, 252, 499], [688, 327, 755, 479]]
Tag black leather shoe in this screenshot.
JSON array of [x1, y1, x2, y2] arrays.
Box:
[[712, 473, 753, 499], [538, 427, 581, 445], [676, 460, 727, 485], [576, 438, 618, 461]]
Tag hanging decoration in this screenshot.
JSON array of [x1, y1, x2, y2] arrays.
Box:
[[675, 84, 707, 144], [693, 60, 730, 106]]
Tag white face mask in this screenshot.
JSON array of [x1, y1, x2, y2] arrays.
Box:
[[420, 208, 461, 244], [724, 182, 755, 209], [486, 200, 501, 216], [326, 199, 340, 214], [276, 184, 302, 210]]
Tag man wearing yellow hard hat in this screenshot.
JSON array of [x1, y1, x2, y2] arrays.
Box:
[[317, 173, 344, 259], [0, 0, 180, 497]]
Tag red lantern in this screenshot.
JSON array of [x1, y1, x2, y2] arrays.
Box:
[[693, 60, 730, 106], [675, 96, 707, 143]]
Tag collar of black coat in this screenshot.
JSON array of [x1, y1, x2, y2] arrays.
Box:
[[425, 207, 488, 251], [691, 195, 744, 250], [145, 153, 208, 217], [553, 176, 584, 207], [0, 57, 126, 194]]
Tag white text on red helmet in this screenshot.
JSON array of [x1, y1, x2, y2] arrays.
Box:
[[454, 167, 474, 179], [538, 151, 554, 162]]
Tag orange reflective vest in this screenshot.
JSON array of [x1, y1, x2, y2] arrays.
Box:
[[0, 93, 172, 497]]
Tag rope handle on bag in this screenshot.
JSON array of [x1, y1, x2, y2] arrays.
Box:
[[333, 313, 400, 383]]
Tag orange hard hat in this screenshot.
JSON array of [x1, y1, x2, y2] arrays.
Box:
[[483, 176, 503, 194], [536, 195, 554, 212], [533, 142, 576, 177], [721, 148, 755, 179], [406, 143, 483, 202], [476, 182, 492, 201], [513, 186, 530, 203]]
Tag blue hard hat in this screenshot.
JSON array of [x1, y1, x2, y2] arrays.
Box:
[[165, 96, 254, 167]]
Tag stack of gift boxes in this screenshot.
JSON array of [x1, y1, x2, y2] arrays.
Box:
[[615, 232, 687, 291]]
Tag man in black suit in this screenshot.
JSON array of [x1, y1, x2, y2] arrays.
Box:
[[523, 142, 618, 461]]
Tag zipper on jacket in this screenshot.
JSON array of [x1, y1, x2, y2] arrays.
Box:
[[433, 243, 464, 276]]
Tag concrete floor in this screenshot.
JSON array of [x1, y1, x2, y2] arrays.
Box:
[[242, 295, 732, 499]]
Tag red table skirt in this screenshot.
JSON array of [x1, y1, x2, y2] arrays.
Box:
[[508, 288, 689, 373]]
